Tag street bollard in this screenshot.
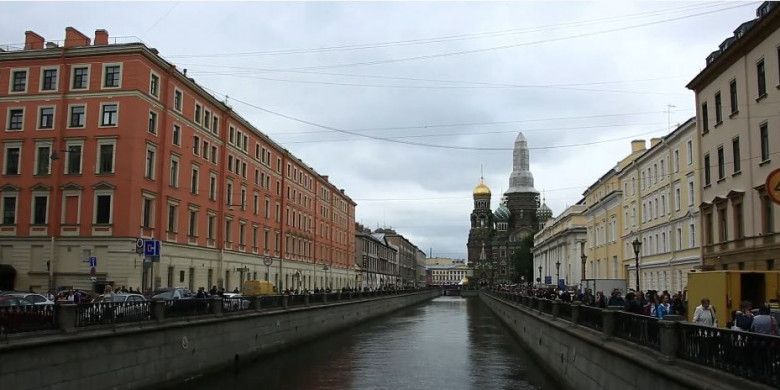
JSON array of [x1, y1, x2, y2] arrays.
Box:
[[658, 320, 679, 364]]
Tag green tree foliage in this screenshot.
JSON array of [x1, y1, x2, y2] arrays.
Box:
[[511, 234, 535, 283]]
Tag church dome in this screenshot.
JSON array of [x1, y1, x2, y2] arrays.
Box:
[[494, 203, 510, 221], [473, 179, 491, 196]]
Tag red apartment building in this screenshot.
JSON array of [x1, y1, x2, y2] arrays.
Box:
[[0, 28, 356, 293]]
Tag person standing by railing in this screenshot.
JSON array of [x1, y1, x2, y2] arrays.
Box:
[[693, 298, 717, 327], [750, 304, 778, 335]]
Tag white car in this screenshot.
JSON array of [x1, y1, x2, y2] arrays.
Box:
[[0, 292, 54, 305], [222, 293, 250, 310]]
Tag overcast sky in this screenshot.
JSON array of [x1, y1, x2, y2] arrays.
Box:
[[1, 1, 758, 259]]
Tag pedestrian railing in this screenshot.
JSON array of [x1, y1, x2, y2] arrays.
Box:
[[164, 298, 213, 318], [557, 302, 572, 322], [612, 310, 660, 350], [0, 304, 57, 333], [222, 297, 250, 313], [677, 322, 780, 387], [577, 305, 604, 331], [75, 301, 151, 327]]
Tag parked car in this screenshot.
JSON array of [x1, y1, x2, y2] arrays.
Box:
[[151, 288, 192, 300], [222, 293, 251, 310], [0, 295, 34, 307], [82, 293, 150, 323], [0, 292, 54, 305]]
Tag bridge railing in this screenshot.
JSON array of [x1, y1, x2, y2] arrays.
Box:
[[484, 289, 780, 387], [0, 304, 57, 333]]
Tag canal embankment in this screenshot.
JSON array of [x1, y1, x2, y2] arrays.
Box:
[[0, 289, 440, 390], [481, 291, 775, 390]]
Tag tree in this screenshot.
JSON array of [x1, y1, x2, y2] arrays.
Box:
[[511, 234, 535, 283]]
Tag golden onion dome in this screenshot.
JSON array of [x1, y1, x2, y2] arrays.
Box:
[[473, 179, 491, 196]]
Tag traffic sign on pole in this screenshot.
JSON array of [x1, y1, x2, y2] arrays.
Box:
[[144, 240, 160, 257], [88, 256, 97, 267], [767, 168, 780, 205]]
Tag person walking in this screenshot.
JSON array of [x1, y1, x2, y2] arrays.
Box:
[[655, 295, 671, 319], [693, 298, 717, 327]]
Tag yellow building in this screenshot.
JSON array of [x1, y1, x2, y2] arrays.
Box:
[[619, 119, 701, 293], [582, 141, 647, 281]]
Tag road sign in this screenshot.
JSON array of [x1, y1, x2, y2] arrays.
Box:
[[135, 238, 145, 254], [144, 240, 161, 257], [88, 256, 97, 267], [767, 168, 780, 205]]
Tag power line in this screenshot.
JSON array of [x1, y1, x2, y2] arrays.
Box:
[[164, 2, 724, 58], [206, 87, 673, 151]]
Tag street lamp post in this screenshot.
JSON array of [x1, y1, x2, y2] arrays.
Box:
[[262, 256, 273, 283], [555, 261, 561, 290], [538, 265, 542, 285], [580, 241, 587, 282], [632, 237, 642, 292]]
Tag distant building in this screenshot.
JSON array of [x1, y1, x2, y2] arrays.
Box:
[[354, 223, 397, 289], [687, 1, 779, 271], [533, 204, 587, 287], [466, 132, 551, 284], [372, 228, 422, 287], [619, 119, 701, 292], [428, 264, 471, 286], [425, 257, 465, 267]]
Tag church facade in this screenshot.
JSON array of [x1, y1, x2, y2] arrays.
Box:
[[466, 133, 552, 284]]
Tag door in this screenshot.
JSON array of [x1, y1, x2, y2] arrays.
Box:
[[741, 273, 765, 309]]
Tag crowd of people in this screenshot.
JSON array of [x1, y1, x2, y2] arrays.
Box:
[[492, 284, 778, 335]]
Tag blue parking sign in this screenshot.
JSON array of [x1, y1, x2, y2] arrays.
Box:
[[144, 240, 160, 257], [88, 256, 97, 267]]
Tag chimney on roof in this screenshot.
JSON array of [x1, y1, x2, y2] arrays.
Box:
[[322, 175, 329, 182], [24, 31, 44, 50], [631, 139, 646, 153], [650, 138, 662, 148], [45, 42, 59, 49], [64, 27, 90, 48], [94, 29, 109, 45]]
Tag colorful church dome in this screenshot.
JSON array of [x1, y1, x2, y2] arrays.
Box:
[[473, 178, 491, 196]]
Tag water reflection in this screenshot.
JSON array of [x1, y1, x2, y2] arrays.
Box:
[[188, 296, 556, 390]]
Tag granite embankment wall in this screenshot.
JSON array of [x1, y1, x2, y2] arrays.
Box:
[[481, 292, 774, 390], [0, 290, 440, 390]]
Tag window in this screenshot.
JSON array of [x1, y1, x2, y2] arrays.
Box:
[[95, 194, 112, 224], [173, 89, 184, 112], [760, 122, 770, 162], [148, 111, 158, 134], [97, 143, 115, 174], [167, 204, 177, 232], [717, 146, 725, 180], [701, 102, 709, 132], [757, 59, 767, 98], [229, 126, 235, 144], [72, 66, 89, 89], [718, 207, 728, 242], [204, 111, 211, 130], [239, 223, 245, 246], [674, 187, 681, 211], [142, 197, 153, 228], [732, 137, 741, 173], [225, 220, 232, 243], [209, 174, 217, 200], [207, 214, 216, 240], [2, 196, 17, 224], [673, 149, 679, 172], [240, 188, 247, 210], [7, 108, 24, 130], [100, 104, 118, 126], [714, 92, 722, 124], [729, 79, 738, 114], [253, 193, 259, 214], [145, 147, 156, 179], [203, 141, 210, 161], [210, 146, 217, 164], [677, 227, 683, 250], [41, 68, 58, 91], [194, 104, 202, 124], [704, 153, 711, 186], [191, 167, 199, 194], [188, 210, 198, 237], [150, 73, 160, 97], [32, 195, 49, 225], [103, 64, 121, 88], [69, 105, 85, 128], [35, 145, 50, 175], [688, 180, 694, 206], [226, 182, 233, 205], [661, 195, 666, 216], [212, 116, 218, 135], [193, 136, 200, 156], [762, 194, 775, 234], [687, 140, 693, 165], [65, 144, 82, 174], [169, 157, 179, 187], [11, 70, 27, 92], [34, 107, 52, 130], [3, 145, 20, 175], [733, 202, 744, 240], [172, 125, 181, 146]]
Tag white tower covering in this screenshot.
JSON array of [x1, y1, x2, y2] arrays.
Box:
[[506, 132, 538, 194]]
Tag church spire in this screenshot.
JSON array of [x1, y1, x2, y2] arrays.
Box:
[[506, 132, 538, 194]]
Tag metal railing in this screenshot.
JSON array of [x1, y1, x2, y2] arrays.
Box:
[[613, 310, 660, 350], [76, 301, 151, 327], [164, 298, 213, 318], [558, 302, 572, 321], [677, 323, 780, 387], [540, 299, 553, 315], [0, 305, 57, 333], [577, 305, 603, 331], [222, 297, 250, 313]]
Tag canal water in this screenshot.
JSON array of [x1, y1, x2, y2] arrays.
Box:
[[188, 296, 558, 390]]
